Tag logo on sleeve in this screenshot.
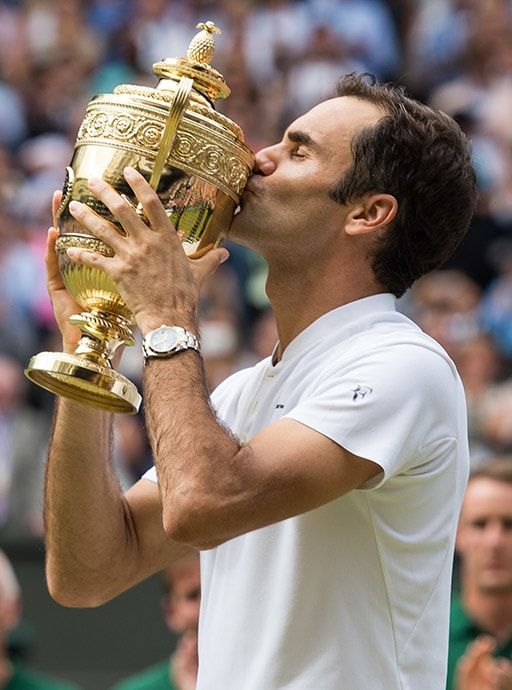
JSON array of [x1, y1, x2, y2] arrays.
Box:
[[351, 385, 373, 401]]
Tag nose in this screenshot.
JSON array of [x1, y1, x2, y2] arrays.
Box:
[[486, 522, 508, 548], [254, 145, 277, 176]]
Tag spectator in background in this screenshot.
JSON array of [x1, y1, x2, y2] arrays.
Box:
[[112, 554, 200, 690], [0, 356, 48, 539], [448, 459, 512, 689], [409, 270, 481, 359], [0, 549, 80, 689]]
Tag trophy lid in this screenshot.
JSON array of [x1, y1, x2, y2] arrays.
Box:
[[152, 21, 230, 103]]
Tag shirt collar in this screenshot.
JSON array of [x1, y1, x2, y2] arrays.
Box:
[[273, 293, 396, 366]]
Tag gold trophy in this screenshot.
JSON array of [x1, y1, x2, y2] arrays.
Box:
[[24, 21, 254, 414]]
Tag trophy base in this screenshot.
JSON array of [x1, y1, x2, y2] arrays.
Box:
[[25, 352, 141, 414]]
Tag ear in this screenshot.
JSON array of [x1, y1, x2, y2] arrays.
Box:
[[345, 194, 398, 237], [455, 520, 466, 556], [161, 595, 176, 631], [0, 595, 21, 633]]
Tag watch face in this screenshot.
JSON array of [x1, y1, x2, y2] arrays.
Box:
[[148, 327, 179, 353]]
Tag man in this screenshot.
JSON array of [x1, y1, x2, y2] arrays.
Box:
[[44, 74, 477, 688], [0, 549, 80, 689], [448, 460, 512, 690], [112, 554, 200, 690]]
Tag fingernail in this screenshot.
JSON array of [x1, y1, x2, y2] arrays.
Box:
[[88, 177, 101, 187], [66, 248, 78, 259], [69, 200, 81, 213], [219, 250, 229, 263], [124, 166, 137, 177]]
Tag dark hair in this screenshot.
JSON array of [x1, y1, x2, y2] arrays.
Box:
[[329, 74, 478, 298], [469, 458, 512, 485]]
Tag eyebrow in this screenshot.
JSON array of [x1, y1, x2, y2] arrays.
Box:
[[286, 130, 320, 151]]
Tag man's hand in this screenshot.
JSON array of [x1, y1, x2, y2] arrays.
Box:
[[171, 632, 198, 690], [65, 167, 229, 335], [456, 636, 512, 690], [46, 190, 82, 353]]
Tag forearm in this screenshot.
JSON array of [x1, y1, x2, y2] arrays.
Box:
[[45, 397, 136, 606], [144, 351, 244, 549]]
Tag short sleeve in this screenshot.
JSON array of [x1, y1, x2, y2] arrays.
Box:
[[284, 343, 459, 488]]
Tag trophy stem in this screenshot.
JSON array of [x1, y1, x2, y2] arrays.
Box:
[[70, 310, 135, 367], [24, 310, 141, 414]]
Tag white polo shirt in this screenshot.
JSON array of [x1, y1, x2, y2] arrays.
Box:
[[144, 293, 469, 690]]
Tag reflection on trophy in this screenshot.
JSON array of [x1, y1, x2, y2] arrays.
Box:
[[24, 21, 254, 414]]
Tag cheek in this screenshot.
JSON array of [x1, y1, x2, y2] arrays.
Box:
[[459, 532, 486, 555]]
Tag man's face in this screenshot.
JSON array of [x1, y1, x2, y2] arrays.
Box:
[[457, 478, 512, 594], [163, 559, 201, 635], [229, 96, 384, 255]]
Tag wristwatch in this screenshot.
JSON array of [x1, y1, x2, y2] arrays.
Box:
[[142, 325, 200, 361]]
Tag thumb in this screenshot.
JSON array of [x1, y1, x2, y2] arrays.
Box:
[[46, 227, 64, 288], [52, 190, 63, 227], [192, 246, 230, 281]]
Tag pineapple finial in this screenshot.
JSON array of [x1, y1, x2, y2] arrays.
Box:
[[187, 21, 222, 65]]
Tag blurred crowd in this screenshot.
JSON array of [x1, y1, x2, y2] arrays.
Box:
[[1, 0, 512, 541]]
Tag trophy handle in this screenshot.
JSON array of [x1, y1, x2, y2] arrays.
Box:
[[149, 76, 194, 191]]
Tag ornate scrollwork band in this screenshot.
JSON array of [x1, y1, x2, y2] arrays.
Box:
[[76, 98, 252, 200], [56, 234, 115, 257]]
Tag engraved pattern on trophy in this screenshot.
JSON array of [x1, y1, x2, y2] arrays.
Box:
[[76, 103, 251, 199], [24, 20, 255, 414]]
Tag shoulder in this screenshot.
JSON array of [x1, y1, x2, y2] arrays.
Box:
[[320, 322, 459, 397]]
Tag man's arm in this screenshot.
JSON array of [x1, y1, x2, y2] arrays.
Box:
[[45, 399, 191, 607], [44, 218, 190, 607], [144, 354, 380, 550]]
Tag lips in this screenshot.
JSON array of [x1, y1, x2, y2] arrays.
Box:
[[243, 176, 260, 196]]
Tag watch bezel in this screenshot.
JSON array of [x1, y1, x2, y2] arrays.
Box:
[[147, 326, 181, 354]]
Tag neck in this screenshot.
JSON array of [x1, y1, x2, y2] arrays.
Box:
[[462, 584, 512, 641], [265, 252, 382, 359]]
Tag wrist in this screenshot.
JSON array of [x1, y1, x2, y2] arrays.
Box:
[[136, 311, 197, 336]]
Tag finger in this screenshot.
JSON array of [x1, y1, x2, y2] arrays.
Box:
[[468, 635, 496, 657], [46, 227, 65, 288], [496, 658, 512, 689], [68, 200, 125, 252], [123, 166, 177, 236], [87, 176, 150, 239], [66, 246, 111, 273], [191, 246, 229, 283], [496, 658, 512, 675], [52, 190, 63, 226]]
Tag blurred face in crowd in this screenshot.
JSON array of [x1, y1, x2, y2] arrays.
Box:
[[229, 96, 383, 258], [457, 478, 512, 594], [162, 556, 200, 635], [0, 551, 20, 642]]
